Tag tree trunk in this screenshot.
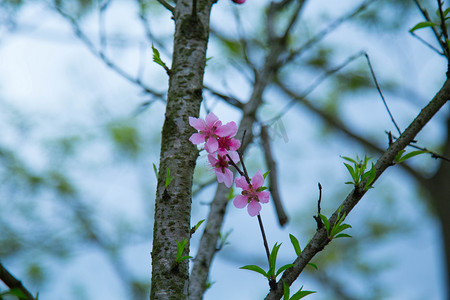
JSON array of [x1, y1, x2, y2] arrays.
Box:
[[427, 115, 450, 300], [150, 1, 214, 299]]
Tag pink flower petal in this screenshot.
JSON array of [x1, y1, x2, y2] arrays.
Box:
[[216, 171, 226, 183], [189, 133, 206, 144], [216, 121, 237, 137], [227, 151, 240, 163], [247, 200, 261, 216], [251, 170, 264, 189], [232, 0, 246, 4], [233, 195, 248, 208], [229, 138, 241, 151], [222, 168, 234, 188], [205, 112, 219, 127], [258, 191, 270, 203], [208, 154, 218, 166], [205, 137, 218, 153], [235, 176, 248, 189], [189, 117, 205, 131]]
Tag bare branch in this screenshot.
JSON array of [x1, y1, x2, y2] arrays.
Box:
[[53, 4, 165, 99], [203, 85, 244, 109], [284, 0, 375, 64], [413, 0, 444, 51], [409, 31, 445, 56], [260, 125, 288, 226], [387, 131, 450, 162], [267, 51, 366, 124], [156, 0, 174, 14], [364, 53, 402, 135]]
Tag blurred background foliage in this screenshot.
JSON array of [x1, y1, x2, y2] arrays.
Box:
[[0, 0, 448, 299]]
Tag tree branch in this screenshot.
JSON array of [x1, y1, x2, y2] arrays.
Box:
[[0, 261, 35, 300], [260, 125, 288, 226], [53, 4, 165, 99], [265, 77, 450, 299]]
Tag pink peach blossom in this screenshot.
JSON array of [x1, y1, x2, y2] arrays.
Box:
[[232, 0, 246, 4], [208, 152, 239, 188], [233, 170, 270, 217], [189, 113, 239, 154]]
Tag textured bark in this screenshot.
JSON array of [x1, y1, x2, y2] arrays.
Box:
[[426, 116, 450, 300], [265, 79, 450, 299], [150, 1, 214, 299]]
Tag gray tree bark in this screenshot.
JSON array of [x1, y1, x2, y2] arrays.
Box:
[[150, 1, 214, 299]]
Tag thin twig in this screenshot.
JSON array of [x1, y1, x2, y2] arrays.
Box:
[[284, 0, 375, 64], [313, 183, 323, 230], [53, 4, 165, 99], [257, 214, 271, 264], [364, 53, 402, 136], [437, 0, 449, 58], [203, 85, 244, 109], [413, 0, 443, 50], [409, 31, 445, 56], [156, 0, 174, 14], [265, 51, 365, 125], [386, 131, 450, 162]]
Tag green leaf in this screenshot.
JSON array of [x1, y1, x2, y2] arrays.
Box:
[[153, 163, 158, 178], [176, 239, 189, 262], [1, 289, 27, 299], [151, 44, 170, 72], [193, 219, 205, 231], [344, 163, 356, 182], [268, 243, 282, 276], [289, 234, 302, 256], [363, 163, 376, 190], [409, 21, 439, 32], [165, 167, 174, 188], [397, 150, 427, 163], [319, 214, 330, 234], [307, 263, 318, 270], [444, 7, 450, 18], [394, 150, 406, 162], [335, 233, 353, 238], [290, 287, 316, 300], [276, 264, 295, 277], [341, 156, 356, 164], [257, 186, 269, 191], [290, 286, 316, 300], [263, 170, 271, 179], [227, 186, 235, 200], [178, 255, 193, 262], [240, 265, 269, 279], [283, 281, 290, 300], [331, 224, 352, 237]]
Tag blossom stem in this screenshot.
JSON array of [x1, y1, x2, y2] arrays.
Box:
[[226, 154, 245, 177], [257, 214, 271, 263]]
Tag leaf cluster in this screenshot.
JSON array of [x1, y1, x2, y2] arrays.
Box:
[[240, 243, 294, 283], [342, 155, 376, 190], [394, 150, 427, 164], [319, 206, 352, 240], [175, 238, 192, 263]]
